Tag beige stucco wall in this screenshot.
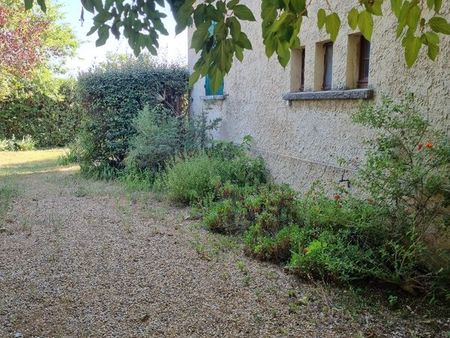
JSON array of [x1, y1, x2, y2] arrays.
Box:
[[189, 1, 450, 192]]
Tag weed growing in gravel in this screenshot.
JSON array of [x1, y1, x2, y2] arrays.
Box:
[[236, 260, 252, 286], [0, 183, 18, 224], [74, 186, 88, 198]]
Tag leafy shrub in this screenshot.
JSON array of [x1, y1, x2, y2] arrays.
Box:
[[123, 105, 221, 184], [245, 224, 301, 263], [286, 191, 387, 282], [0, 138, 15, 151], [203, 199, 248, 234], [351, 95, 450, 293], [125, 105, 180, 174], [16, 135, 36, 151], [161, 153, 224, 205], [161, 141, 268, 205], [0, 79, 84, 148], [243, 184, 302, 262], [57, 147, 79, 166], [249, 97, 450, 297], [78, 57, 188, 177], [0, 135, 36, 151], [152, 95, 449, 301]]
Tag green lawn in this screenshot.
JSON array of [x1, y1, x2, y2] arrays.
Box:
[[0, 149, 78, 176]]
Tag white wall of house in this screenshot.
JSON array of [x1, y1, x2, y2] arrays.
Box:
[[188, 1, 450, 192]]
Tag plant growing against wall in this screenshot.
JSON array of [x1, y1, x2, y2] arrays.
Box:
[[352, 95, 450, 294], [21, 0, 450, 91]]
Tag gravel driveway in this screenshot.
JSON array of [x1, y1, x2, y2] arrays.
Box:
[[1, 166, 449, 337]]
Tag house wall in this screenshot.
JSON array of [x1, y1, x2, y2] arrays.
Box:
[[188, 1, 450, 192]]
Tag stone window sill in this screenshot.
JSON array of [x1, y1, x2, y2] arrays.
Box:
[[283, 88, 374, 101], [201, 94, 227, 101]]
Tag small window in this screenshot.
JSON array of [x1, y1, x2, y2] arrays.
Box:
[[290, 47, 305, 92], [322, 42, 333, 90], [357, 37, 370, 88]]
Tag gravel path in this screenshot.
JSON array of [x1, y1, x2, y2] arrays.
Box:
[[1, 169, 449, 337]]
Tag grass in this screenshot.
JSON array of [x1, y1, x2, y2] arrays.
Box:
[[0, 149, 78, 176], [0, 149, 79, 226], [0, 183, 18, 224]]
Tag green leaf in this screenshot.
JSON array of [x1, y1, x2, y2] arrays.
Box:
[[233, 5, 256, 21], [406, 5, 420, 31], [290, 0, 306, 13], [404, 35, 422, 67], [191, 22, 210, 52], [86, 24, 99, 36], [36, 0, 46, 12], [366, 0, 383, 16], [228, 17, 241, 41], [276, 41, 290, 67], [396, 1, 410, 37], [427, 42, 439, 60], [93, 11, 112, 24], [105, 0, 114, 10], [227, 0, 240, 10], [236, 32, 252, 49], [325, 13, 341, 42], [96, 25, 110, 47], [429, 17, 450, 34], [210, 68, 223, 93], [426, 0, 435, 9], [234, 45, 244, 61], [175, 0, 195, 34], [189, 70, 201, 88], [358, 10, 374, 41], [434, 0, 442, 12], [391, 0, 402, 18], [424, 31, 439, 45], [348, 8, 359, 30], [81, 0, 95, 13], [24, 0, 33, 10], [317, 8, 326, 29]]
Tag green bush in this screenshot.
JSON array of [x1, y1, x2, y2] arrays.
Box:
[[287, 192, 387, 282], [351, 95, 450, 293], [78, 57, 188, 177], [17, 135, 36, 151], [203, 199, 248, 234], [162, 153, 223, 205], [125, 105, 180, 174], [242, 184, 302, 262], [245, 224, 301, 263], [0, 79, 84, 148], [161, 141, 268, 205], [123, 105, 221, 185], [0, 135, 36, 151], [241, 96, 449, 297]]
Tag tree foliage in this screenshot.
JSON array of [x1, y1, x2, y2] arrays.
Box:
[[21, 0, 450, 90], [0, 0, 80, 146], [1, 0, 77, 75], [1, 0, 78, 100]]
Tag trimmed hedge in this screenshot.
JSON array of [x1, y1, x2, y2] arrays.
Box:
[[0, 80, 83, 148], [78, 59, 188, 177]]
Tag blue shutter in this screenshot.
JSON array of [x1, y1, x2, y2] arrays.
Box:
[[205, 75, 224, 96], [204, 21, 224, 96]]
